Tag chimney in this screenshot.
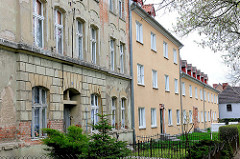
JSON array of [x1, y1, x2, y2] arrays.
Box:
[[187, 64, 192, 76], [197, 70, 201, 80], [201, 72, 204, 82], [213, 84, 218, 89], [204, 74, 208, 84], [132, 0, 143, 6], [181, 60, 187, 73], [142, 4, 156, 17], [192, 67, 197, 78], [222, 83, 228, 90]]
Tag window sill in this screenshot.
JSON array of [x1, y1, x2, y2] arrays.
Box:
[[94, 0, 99, 3], [153, 87, 158, 90], [174, 62, 178, 65], [182, 94, 186, 96], [109, 10, 117, 16], [190, 96, 192, 98], [175, 92, 179, 95], [138, 83, 145, 87], [151, 126, 157, 129], [168, 124, 173, 127], [136, 40, 143, 45], [119, 17, 126, 22], [176, 124, 180, 126], [139, 127, 146, 130], [195, 98, 198, 100], [164, 56, 169, 60], [151, 49, 157, 53], [165, 90, 170, 93]]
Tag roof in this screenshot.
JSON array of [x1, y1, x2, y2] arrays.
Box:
[[219, 85, 240, 104]]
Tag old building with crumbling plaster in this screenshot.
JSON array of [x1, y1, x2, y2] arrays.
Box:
[[0, 0, 132, 155]]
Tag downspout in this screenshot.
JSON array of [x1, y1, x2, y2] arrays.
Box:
[[179, 49, 184, 134], [129, 0, 136, 144]]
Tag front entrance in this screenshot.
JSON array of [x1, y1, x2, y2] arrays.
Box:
[[160, 108, 164, 134], [193, 107, 199, 130], [64, 104, 73, 132]]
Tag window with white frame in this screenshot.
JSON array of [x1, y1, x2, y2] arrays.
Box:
[[189, 110, 192, 123], [175, 79, 178, 93], [151, 108, 157, 127], [215, 111, 217, 120], [216, 96, 218, 104], [163, 41, 168, 58], [182, 82, 185, 96], [214, 94, 216, 103], [152, 70, 158, 88], [165, 75, 169, 91], [176, 109, 180, 125], [111, 97, 116, 129], [211, 94, 213, 103], [212, 111, 214, 120], [32, 87, 47, 138], [55, 10, 63, 54], [208, 93, 210, 102], [136, 21, 143, 43], [109, 0, 115, 12], [195, 87, 198, 99], [119, 0, 124, 18], [33, 0, 44, 48], [201, 111, 203, 122], [91, 27, 97, 64], [91, 94, 99, 130], [77, 21, 83, 60], [204, 91, 206, 101], [173, 49, 177, 64], [204, 111, 207, 122], [200, 89, 203, 100], [168, 109, 173, 125], [139, 108, 146, 128], [189, 85, 192, 97], [198, 111, 200, 122], [208, 111, 210, 121], [183, 110, 186, 124], [120, 43, 124, 73], [121, 98, 126, 129], [137, 64, 144, 85], [110, 39, 115, 71], [151, 32, 156, 51]]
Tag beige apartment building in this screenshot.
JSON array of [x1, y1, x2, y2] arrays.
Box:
[[131, 1, 219, 138], [0, 0, 133, 155]]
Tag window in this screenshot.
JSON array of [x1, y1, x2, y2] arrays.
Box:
[[215, 112, 217, 120], [200, 89, 203, 100], [189, 110, 192, 123], [183, 110, 186, 124], [121, 98, 126, 129], [33, 0, 44, 48], [32, 87, 47, 138], [110, 39, 115, 71], [208, 111, 210, 121], [168, 109, 172, 125], [198, 111, 200, 122], [195, 87, 198, 99], [204, 91, 206, 101], [212, 111, 214, 120], [175, 79, 178, 93], [120, 43, 124, 73], [152, 70, 158, 88], [163, 41, 168, 58], [201, 111, 203, 122], [182, 82, 185, 96], [151, 32, 156, 51], [91, 94, 99, 130], [204, 111, 207, 122], [216, 96, 218, 104], [227, 104, 232, 112], [173, 49, 177, 64], [208, 93, 210, 102], [139, 108, 146, 128], [211, 94, 213, 103], [176, 109, 180, 125], [214, 95, 216, 103], [165, 75, 169, 91], [109, 0, 115, 12], [111, 97, 116, 129], [136, 21, 143, 43], [189, 85, 192, 97], [77, 21, 83, 60], [137, 64, 144, 85], [151, 108, 157, 127], [119, 0, 124, 18], [55, 10, 63, 54], [91, 27, 97, 64]]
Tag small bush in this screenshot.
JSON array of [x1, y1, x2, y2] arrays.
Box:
[[219, 125, 238, 141]]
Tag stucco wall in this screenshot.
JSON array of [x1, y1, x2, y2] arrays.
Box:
[[219, 103, 240, 119]]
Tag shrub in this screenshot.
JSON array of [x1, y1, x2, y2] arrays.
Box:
[[219, 125, 238, 141]]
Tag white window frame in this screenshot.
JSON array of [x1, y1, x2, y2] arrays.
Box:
[[211, 94, 213, 103], [173, 49, 177, 64], [32, 87, 47, 138], [195, 87, 198, 99], [182, 82, 185, 96], [111, 97, 116, 129], [165, 75, 169, 91], [208, 111, 210, 121], [208, 93, 210, 102], [120, 43, 124, 73], [109, 0, 115, 12], [119, 0, 124, 18], [168, 109, 173, 126], [139, 108, 146, 129], [91, 27, 97, 64], [201, 111, 203, 122], [198, 111, 200, 122], [55, 9, 63, 54], [189, 110, 192, 123], [110, 39, 115, 71], [214, 94, 216, 103], [200, 89, 203, 100], [176, 109, 180, 125], [189, 85, 192, 97], [91, 94, 99, 131], [33, 0, 44, 48], [137, 64, 144, 85], [152, 70, 158, 88], [183, 110, 186, 124], [163, 41, 168, 58], [151, 108, 157, 127], [77, 20, 84, 60], [204, 91, 206, 101], [204, 111, 207, 122], [215, 112, 217, 120], [136, 21, 143, 43], [216, 96, 218, 104], [121, 98, 126, 129], [151, 32, 156, 51], [175, 79, 178, 94]]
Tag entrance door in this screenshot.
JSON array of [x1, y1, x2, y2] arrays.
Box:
[[193, 107, 199, 130], [160, 109, 164, 134], [64, 105, 72, 132]]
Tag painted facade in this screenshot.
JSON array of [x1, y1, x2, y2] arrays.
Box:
[[0, 0, 133, 155]]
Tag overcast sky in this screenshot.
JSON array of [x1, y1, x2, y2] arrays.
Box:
[[145, 0, 231, 86]]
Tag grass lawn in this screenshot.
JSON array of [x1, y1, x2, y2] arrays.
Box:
[[178, 132, 219, 141]]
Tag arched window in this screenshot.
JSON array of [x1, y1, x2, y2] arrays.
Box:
[[91, 94, 99, 130], [32, 87, 48, 138], [121, 98, 126, 129], [111, 97, 117, 129]]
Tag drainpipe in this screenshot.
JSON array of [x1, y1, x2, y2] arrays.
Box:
[[179, 50, 184, 134], [129, 0, 136, 144]]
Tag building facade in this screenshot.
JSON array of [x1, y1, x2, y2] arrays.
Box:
[[0, 0, 133, 154]]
